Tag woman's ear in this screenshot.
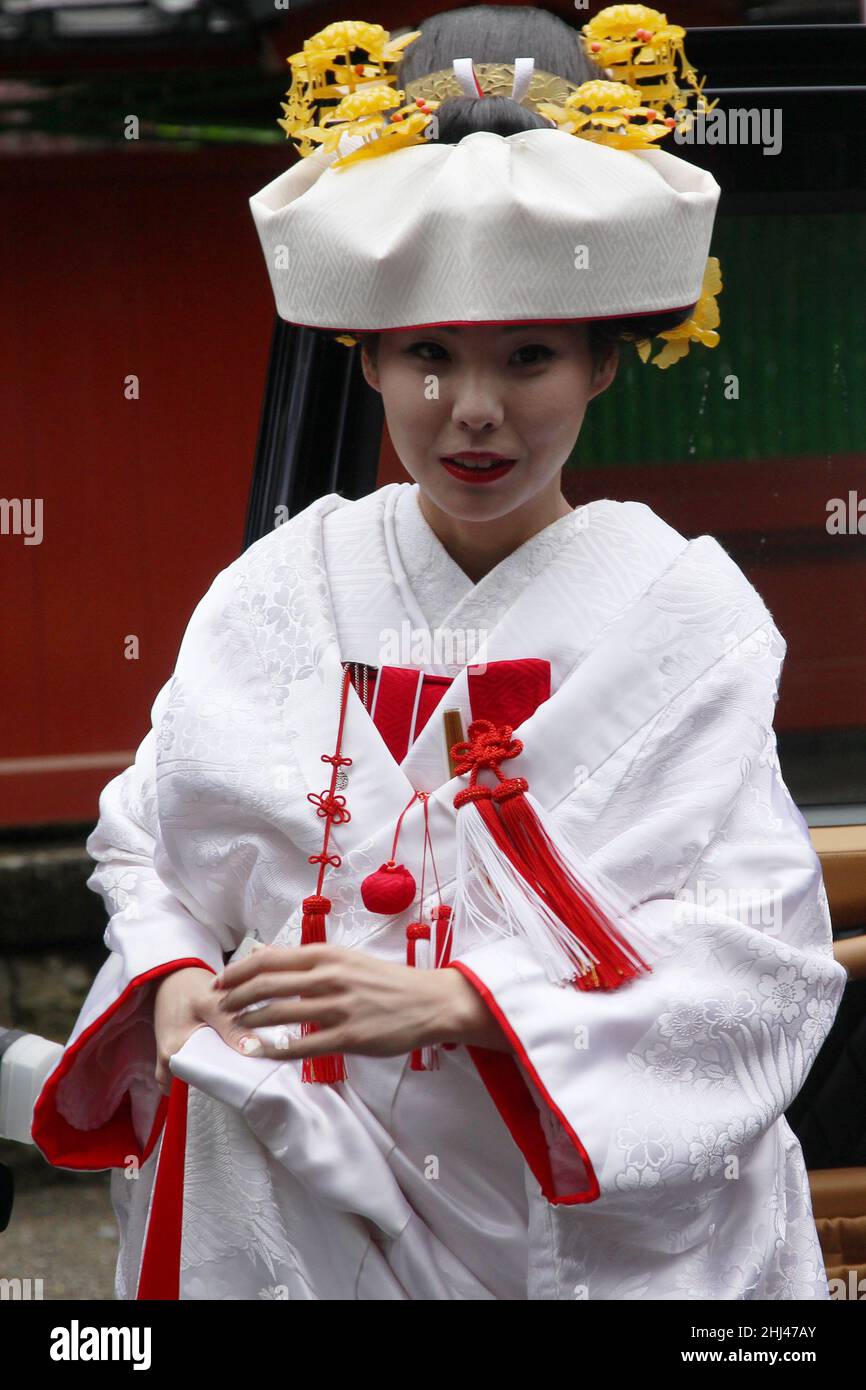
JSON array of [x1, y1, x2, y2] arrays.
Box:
[[360, 338, 381, 393], [588, 341, 619, 401]]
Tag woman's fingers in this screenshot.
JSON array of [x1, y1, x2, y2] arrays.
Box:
[[213, 943, 331, 991], [231, 998, 336, 1029], [215, 968, 333, 1013], [249, 1025, 347, 1061], [199, 997, 265, 1055]]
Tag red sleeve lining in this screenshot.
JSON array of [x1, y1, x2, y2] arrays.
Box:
[[448, 961, 600, 1205], [31, 957, 218, 1170]]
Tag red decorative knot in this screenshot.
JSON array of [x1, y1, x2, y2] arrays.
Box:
[[308, 850, 342, 869], [321, 753, 352, 769], [303, 894, 331, 914], [450, 719, 523, 782], [306, 788, 351, 824], [406, 922, 431, 940], [431, 905, 451, 921]]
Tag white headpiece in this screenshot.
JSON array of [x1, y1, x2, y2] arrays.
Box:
[[248, 13, 723, 369], [250, 128, 718, 330]]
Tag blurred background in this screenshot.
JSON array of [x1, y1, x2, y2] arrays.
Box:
[[1, 0, 864, 1298]]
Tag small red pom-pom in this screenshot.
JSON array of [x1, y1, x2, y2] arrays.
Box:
[[361, 862, 417, 914]]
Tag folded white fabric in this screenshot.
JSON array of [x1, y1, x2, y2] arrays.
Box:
[[169, 1025, 412, 1239], [248, 126, 720, 332]]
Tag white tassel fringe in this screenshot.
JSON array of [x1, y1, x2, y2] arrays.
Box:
[[451, 792, 668, 986]]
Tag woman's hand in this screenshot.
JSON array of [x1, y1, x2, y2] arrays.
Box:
[[211, 944, 513, 1061], [152, 965, 256, 1096]]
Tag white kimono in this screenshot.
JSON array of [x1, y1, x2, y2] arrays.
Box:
[[31, 481, 847, 1300]]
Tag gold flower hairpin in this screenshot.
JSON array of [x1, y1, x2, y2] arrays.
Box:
[[277, 21, 439, 168]]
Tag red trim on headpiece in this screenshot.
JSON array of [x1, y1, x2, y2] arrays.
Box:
[[286, 305, 699, 336]]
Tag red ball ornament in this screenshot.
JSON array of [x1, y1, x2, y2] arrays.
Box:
[[361, 861, 417, 914]]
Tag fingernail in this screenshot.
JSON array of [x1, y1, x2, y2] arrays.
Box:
[[211, 975, 224, 989], [238, 1035, 263, 1056]]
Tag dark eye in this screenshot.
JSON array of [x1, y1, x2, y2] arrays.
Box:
[[405, 341, 448, 361], [512, 344, 555, 365]]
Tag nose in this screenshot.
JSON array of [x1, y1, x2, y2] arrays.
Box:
[[450, 371, 506, 432]]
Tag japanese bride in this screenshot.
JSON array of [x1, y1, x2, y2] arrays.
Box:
[[31, 5, 846, 1301]]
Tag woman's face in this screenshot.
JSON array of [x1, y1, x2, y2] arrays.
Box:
[[360, 323, 618, 525]]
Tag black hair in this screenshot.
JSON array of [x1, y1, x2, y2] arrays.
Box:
[[393, 4, 697, 371]]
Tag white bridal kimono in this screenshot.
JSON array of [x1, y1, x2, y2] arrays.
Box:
[[32, 482, 847, 1300]]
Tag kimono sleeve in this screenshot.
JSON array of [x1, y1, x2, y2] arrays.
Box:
[[447, 620, 849, 1212], [31, 566, 246, 1172]]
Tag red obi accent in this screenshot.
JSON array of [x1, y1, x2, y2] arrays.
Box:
[[368, 659, 552, 763], [371, 667, 422, 763], [466, 658, 551, 729]]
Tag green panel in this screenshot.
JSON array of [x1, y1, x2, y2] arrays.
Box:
[[569, 212, 866, 470]]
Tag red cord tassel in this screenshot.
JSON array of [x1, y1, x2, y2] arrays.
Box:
[[451, 720, 651, 992], [406, 921, 434, 1071], [405, 908, 457, 1067], [432, 903, 452, 968], [492, 780, 649, 989], [300, 893, 346, 1083], [432, 904, 457, 1053]]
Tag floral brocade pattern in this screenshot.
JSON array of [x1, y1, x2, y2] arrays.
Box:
[[61, 483, 846, 1300]]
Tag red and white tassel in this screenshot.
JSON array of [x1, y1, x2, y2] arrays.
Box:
[[432, 903, 458, 1054], [297, 665, 355, 1084], [299, 893, 346, 1083], [450, 720, 659, 990], [431, 903, 453, 969], [406, 920, 440, 1071]]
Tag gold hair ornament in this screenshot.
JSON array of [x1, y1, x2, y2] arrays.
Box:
[[275, 9, 722, 367], [277, 21, 439, 167]]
